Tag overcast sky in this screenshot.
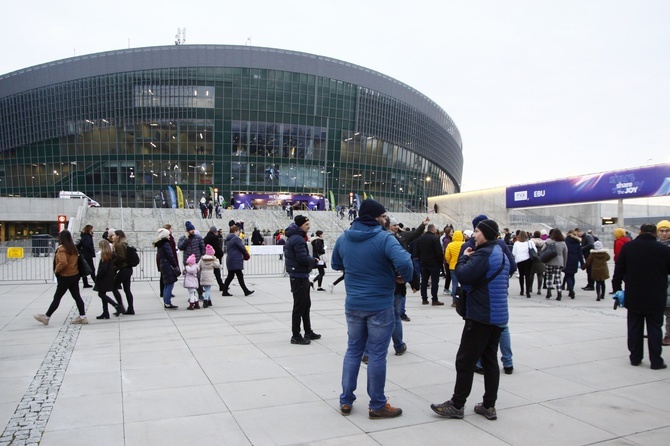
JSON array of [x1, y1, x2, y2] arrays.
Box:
[[2, 0, 669, 192]]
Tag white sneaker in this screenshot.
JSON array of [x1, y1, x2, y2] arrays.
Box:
[[34, 314, 49, 325], [72, 316, 89, 325], [443, 289, 451, 295], [328, 284, 334, 294]]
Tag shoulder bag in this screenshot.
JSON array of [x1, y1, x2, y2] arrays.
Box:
[[528, 241, 539, 262], [78, 254, 93, 277], [540, 242, 558, 263]]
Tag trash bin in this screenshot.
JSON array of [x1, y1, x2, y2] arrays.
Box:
[[31, 234, 55, 257]]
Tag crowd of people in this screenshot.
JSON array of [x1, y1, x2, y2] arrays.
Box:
[[31, 202, 670, 421]]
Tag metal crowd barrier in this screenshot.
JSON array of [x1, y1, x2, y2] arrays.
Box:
[[0, 246, 333, 283]]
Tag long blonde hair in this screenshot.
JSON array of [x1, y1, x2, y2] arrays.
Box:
[[99, 240, 113, 262]]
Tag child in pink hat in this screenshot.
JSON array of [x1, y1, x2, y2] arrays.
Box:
[[198, 244, 221, 308], [184, 254, 200, 310]]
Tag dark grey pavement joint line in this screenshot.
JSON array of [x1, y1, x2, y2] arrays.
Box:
[[0, 297, 90, 446]]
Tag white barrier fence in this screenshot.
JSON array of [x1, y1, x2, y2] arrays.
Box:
[[0, 246, 332, 283]]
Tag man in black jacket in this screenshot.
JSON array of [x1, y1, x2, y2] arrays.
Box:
[[612, 223, 670, 370], [577, 228, 596, 290], [416, 224, 445, 306], [284, 215, 319, 345]]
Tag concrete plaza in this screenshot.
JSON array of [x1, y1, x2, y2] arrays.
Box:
[[1, 272, 669, 446]]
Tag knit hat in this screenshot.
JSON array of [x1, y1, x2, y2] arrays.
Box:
[[477, 219, 499, 241], [186, 254, 196, 265], [358, 199, 386, 218], [389, 217, 400, 226], [472, 214, 488, 230], [185, 221, 195, 232], [463, 229, 474, 238], [594, 241, 604, 250], [209, 226, 218, 233], [657, 220, 670, 230], [205, 244, 215, 256], [156, 228, 170, 240], [107, 228, 115, 238], [294, 215, 309, 228]]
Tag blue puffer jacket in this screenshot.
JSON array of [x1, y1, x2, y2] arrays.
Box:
[[456, 240, 510, 325], [284, 223, 316, 278], [331, 221, 413, 312]]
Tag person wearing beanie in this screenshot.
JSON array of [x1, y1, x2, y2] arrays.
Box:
[[657, 221, 670, 346], [613, 224, 670, 369], [154, 227, 179, 309], [178, 221, 206, 299], [575, 228, 596, 290], [331, 199, 413, 419], [284, 215, 320, 345], [198, 244, 221, 308], [310, 230, 327, 291], [183, 253, 201, 310], [203, 226, 225, 292], [431, 218, 511, 421], [221, 225, 254, 297]]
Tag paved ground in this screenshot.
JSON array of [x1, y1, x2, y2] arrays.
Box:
[[0, 273, 669, 446]]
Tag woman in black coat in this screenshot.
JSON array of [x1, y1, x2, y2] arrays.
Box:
[[79, 225, 96, 288], [155, 228, 179, 309], [563, 230, 585, 299], [93, 240, 124, 319]]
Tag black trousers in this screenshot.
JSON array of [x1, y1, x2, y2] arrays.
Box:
[[420, 265, 441, 301], [313, 264, 326, 287], [112, 267, 134, 310], [627, 309, 664, 367], [98, 291, 120, 315], [213, 266, 225, 289], [517, 259, 533, 293], [452, 319, 503, 408], [290, 277, 312, 336], [47, 274, 85, 317], [223, 270, 250, 293]]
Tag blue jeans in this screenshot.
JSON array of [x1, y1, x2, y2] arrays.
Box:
[[163, 283, 175, 305], [203, 285, 211, 301], [341, 307, 394, 410], [476, 325, 512, 369], [392, 294, 406, 352]]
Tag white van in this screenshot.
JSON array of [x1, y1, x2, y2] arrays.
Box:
[[58, 191, 101, 207]]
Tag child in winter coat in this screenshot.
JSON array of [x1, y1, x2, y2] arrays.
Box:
[[93, 240, 125, 318], [199, 244, 221, 308], [184, 254, 201, 310], [582, 241, 611, 301]]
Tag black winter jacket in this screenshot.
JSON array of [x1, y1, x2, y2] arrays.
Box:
[[284, 223, 317, 278], [612, 233, 670, 313]]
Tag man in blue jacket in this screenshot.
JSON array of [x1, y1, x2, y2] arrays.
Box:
[[285, 215, 319, 345], [332, 199, 413, 419], [431, 219, 510, 421]]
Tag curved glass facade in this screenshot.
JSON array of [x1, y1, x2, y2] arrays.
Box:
[[0, 45, 462, 211]]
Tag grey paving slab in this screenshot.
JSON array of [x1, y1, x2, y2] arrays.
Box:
[[1, 273, 669, 445]]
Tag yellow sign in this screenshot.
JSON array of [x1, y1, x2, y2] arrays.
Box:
[[176, 186, 185, 209], [7, 247, 24, 259]]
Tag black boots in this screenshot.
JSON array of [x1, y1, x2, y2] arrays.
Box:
[[546, 289, 552, 299], [556, 291, 562, 301]]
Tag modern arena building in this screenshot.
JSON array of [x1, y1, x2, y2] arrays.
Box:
[[0, 45, 462, 211]]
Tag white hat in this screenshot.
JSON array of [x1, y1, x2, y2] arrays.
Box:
[[463, 229, 473, 238], [156, 228, 170, 240], [389, 218, 400, 226]]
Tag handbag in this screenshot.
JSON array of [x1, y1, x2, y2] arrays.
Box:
[[539, 242, 558, 263], [243, 250, 250, 261], [78, 255, 93, 277], [173, 266, 182, 277], [527, 241, 539, 262], [455, 255, 506, 318]]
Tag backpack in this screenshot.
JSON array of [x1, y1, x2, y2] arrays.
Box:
[[126, 245, 140, 267]]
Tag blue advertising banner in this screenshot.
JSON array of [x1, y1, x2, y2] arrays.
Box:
[[506, 164, 670, 208], [232, 193, 325, 210]]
